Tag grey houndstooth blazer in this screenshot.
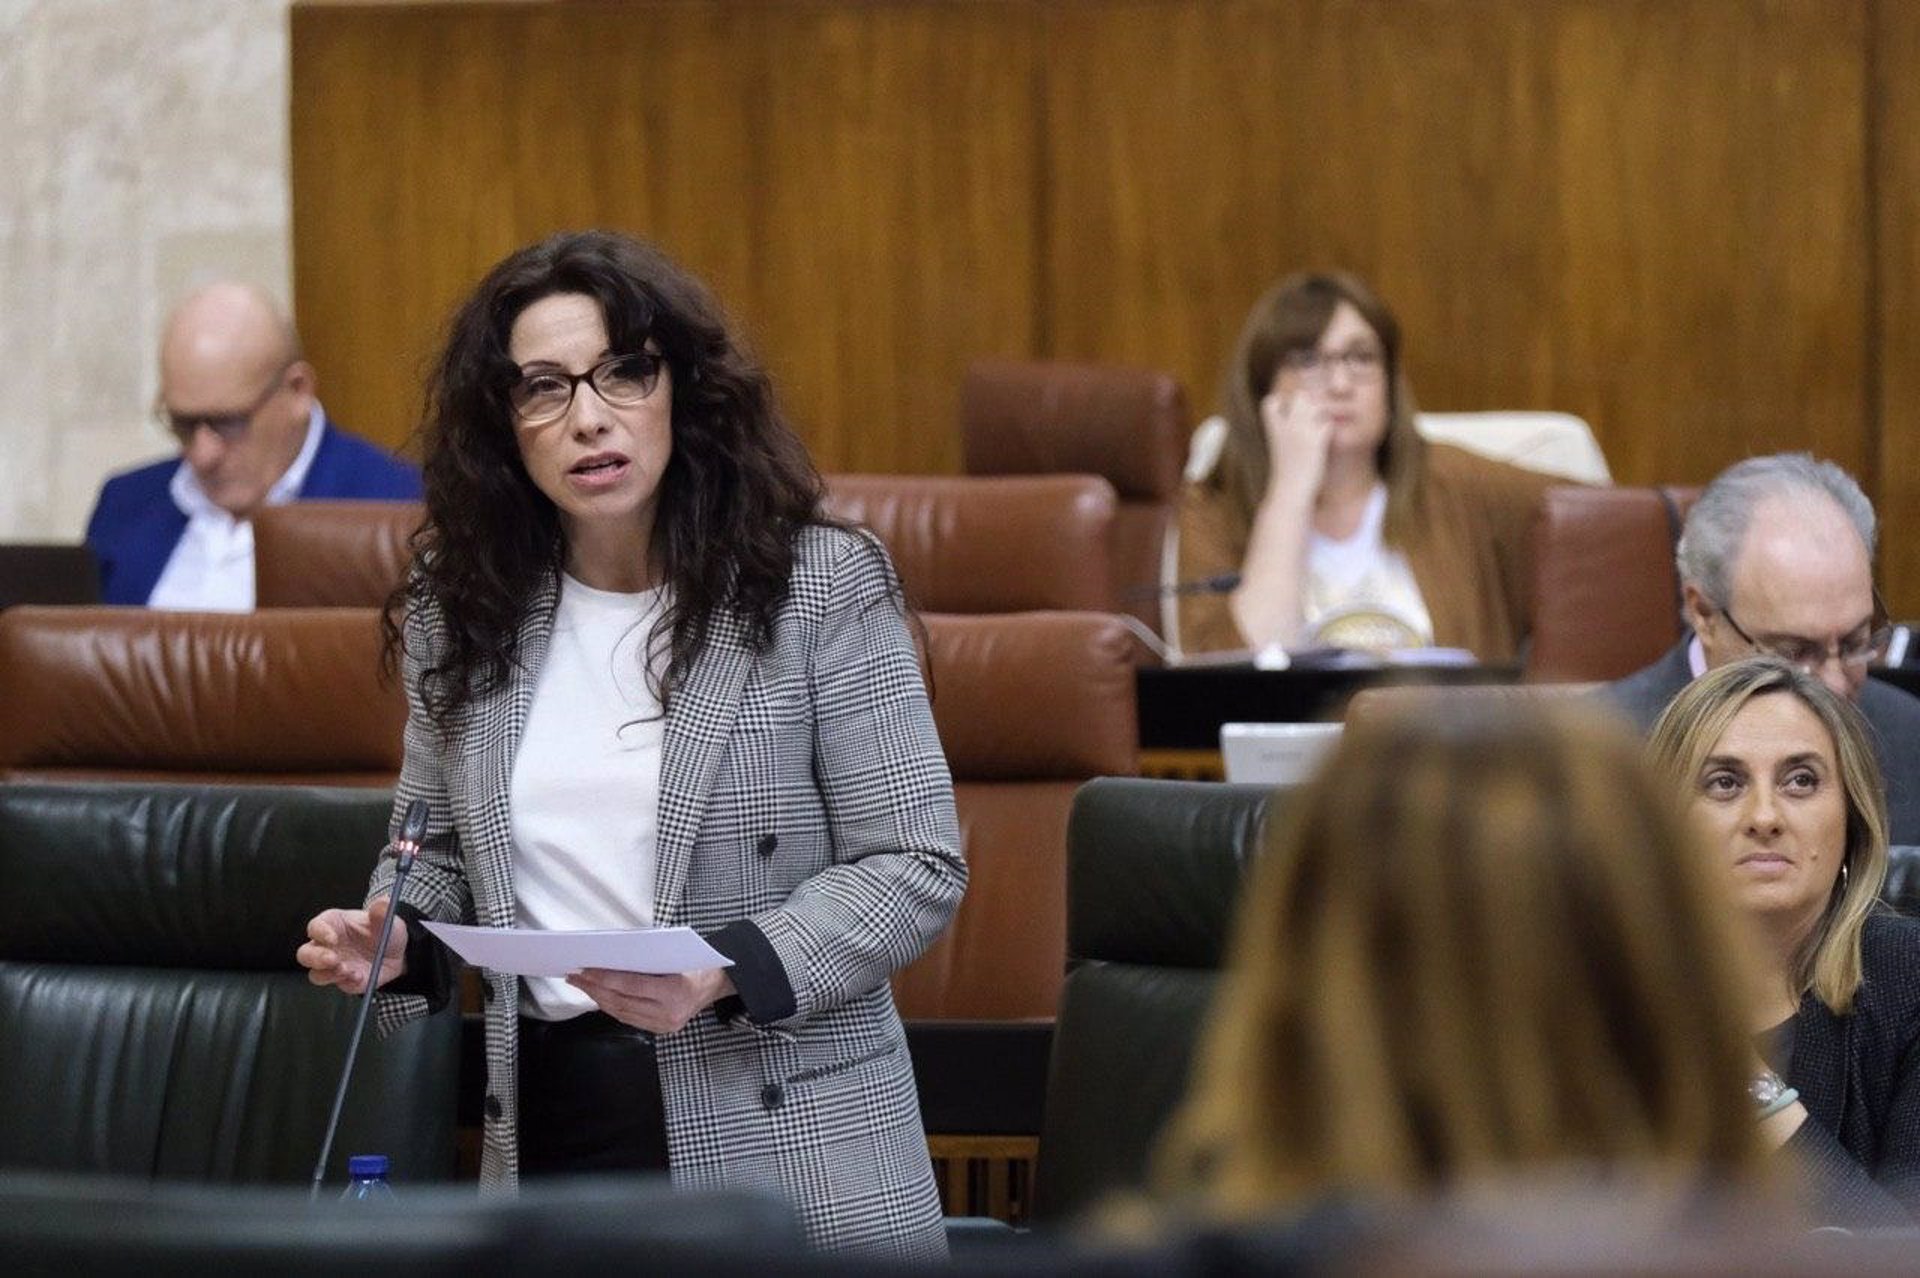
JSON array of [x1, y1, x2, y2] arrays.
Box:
[[370, 525, 966, 1258]]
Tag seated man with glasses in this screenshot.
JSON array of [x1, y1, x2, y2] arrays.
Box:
[[85, 281, 421, 608], [1602, 452, 1920, 843]]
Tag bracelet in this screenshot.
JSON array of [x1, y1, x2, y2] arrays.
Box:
[[1756, 1085, 1800, 1121]]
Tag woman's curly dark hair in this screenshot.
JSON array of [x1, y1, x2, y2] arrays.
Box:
[[383, 229, 830, 731]]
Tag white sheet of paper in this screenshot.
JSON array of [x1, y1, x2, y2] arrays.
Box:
[[418, 922, 733, 977]]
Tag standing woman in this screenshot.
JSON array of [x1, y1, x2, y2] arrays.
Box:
[[1650, 657, 1920, 1223], [1175, 272, 1563, 660], [297, 230, 965, 1258]]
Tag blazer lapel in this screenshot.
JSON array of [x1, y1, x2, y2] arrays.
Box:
[[652, 607, 755, 926], [462, 569, 559, 928]]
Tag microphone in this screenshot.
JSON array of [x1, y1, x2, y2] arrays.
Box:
[[1115, 573, 1244, 664], [309, 798, 431, 1200], [1124, 572, 1241, 600]]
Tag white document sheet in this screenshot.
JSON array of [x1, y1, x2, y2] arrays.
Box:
[[418, 922, 733, 977]]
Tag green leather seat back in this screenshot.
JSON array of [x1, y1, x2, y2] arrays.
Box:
[[1035, 778, 1277, 1222], [0, 783, 460, 1184]]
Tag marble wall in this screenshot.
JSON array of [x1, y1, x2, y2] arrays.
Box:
[[0, 0, 291, 541]]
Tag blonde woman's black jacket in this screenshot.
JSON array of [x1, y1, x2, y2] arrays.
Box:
[[1783, 911, 1920, 1224]]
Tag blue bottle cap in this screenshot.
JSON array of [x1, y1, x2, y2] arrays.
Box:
[[347, 1154, 391, 1178]]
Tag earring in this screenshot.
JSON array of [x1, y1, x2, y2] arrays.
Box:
[[1840, 859, 1851, 893]]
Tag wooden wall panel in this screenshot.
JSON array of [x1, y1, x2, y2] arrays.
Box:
[[1875, 0, 1920, 613], [291, 0, 1918, 606], [291, 1, 1039, 473], [1042, 0, 1869, 489]]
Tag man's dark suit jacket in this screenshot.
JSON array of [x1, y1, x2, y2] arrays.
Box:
[[1602, 640, 1920, 846]]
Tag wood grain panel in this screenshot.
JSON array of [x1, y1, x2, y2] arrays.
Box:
[[1874, 0, 1920, 614], [1042, 0, 1869, 489], [291, 1, 1039, 473], [295, 0, 1906, 605]]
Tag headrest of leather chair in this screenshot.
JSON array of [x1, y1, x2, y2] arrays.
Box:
[[1344, 681, 1600, 728], [0, 607, 403, 780], [825, 474, 1117, 613], [1066, 777, 1273, 967], [0, 783, 393, 967], [923, 611, 1138, 780], [1527, 485, 1701, 682], [254, 500, 423, 608], [960, 358, 1187, 501]]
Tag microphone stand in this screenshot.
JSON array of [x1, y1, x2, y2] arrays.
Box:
[[309, 799, 430, 1201], [1118, 573, 1244, 665]]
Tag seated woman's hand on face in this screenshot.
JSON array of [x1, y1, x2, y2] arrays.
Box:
[[1259, 386, 1334, 505], [297, 895, 409, 995], [568, 967, 738, 1035]]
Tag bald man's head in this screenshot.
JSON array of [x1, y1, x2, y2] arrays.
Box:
[[157, 282, 316, 518]]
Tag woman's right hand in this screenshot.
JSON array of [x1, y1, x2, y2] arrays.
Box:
[[1259, 387, 1332, 503], [297, 895, 409, 995]]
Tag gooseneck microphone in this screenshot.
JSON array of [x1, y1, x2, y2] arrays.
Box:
[[309, 798, 431, 1200], [1115, 573, 1243, 663], [1136, 572, 1242, 598]]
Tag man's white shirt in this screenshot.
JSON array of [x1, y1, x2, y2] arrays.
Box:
[[146, 403, 327, 612]]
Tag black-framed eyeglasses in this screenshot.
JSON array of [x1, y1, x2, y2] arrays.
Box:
[[1279, 346, 1385, 384], [154, 358, 295, 445], [1716, 590, 1894, 672], [508, 352, 665, 426]]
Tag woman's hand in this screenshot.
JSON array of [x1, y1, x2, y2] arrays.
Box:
[[297, 895, 410, 995], [1260, 387, 1333, 503], [568, 967, 738, 1035]]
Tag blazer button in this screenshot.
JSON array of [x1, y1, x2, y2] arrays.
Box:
[[760, 1083, 784, 1110], [756, 832, 778, 858], [484, 1094, 502, 1121]]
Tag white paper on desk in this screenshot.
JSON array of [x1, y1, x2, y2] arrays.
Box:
[[418, 922, 733, 977]]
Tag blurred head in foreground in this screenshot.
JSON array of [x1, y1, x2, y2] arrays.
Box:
[[1161, 700, 1768, 1215]]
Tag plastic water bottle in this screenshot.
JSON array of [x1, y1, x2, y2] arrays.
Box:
[[340, 1153, 396, 1202]]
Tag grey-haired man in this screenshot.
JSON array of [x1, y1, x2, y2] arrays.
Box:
[[1603, 452, 1920, 842]]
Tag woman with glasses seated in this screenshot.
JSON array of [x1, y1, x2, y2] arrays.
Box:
[[1650, 657, 1920, 1223], [297, 230, 964, 1259], [1174, 272, 1570, 661]]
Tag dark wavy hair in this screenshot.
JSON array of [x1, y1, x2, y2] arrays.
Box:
[[384, 229, 831, 730]]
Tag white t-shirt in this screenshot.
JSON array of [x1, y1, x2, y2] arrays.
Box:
[[147, 402, 328, 612], [510, 573, 669, 1019], [1302, 482, 1434, 650]]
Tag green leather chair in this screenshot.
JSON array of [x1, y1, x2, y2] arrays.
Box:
[[0, 782, 459, 1185], [1034, 778, 1277, 1222]]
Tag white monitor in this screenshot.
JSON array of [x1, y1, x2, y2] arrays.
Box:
[[1219, 722, 1343, 787]]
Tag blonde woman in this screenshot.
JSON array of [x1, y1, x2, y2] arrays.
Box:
[[1650, 657, 1920, 1222], [1161, 701, 1767, 1216], [1175, 273, 1563, 660]]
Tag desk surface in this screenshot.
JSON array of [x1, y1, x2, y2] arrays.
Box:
[[1136, 661, 1522, 751]]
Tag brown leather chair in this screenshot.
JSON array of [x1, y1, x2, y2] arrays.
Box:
[[823, 473, 1116, 615], [0, 607, 402, 786], [896, 610, 1139, 1019], [892, 608, 1138, 1223], [253, 500, 423, 608], [959, 359, 1187, 634], [1526, 485, 1701, 683]]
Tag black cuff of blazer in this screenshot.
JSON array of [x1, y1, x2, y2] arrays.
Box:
[[706, 920, 797, 1024], [381, 902, 454, 1013]]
